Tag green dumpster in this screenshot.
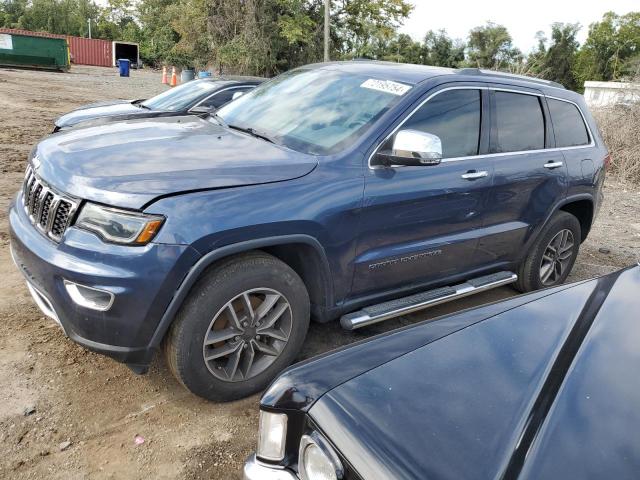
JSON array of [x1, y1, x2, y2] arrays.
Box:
[[0, 33, 69, 71]]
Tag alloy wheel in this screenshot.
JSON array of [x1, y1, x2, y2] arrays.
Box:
[[202, 288, 292, 382], [539, 229, 575, 286]]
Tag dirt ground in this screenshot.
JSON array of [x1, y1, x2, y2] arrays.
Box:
[[0, 65, 638, 480]]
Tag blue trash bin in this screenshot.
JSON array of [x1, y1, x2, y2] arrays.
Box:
[[118, 59, 130, 77]]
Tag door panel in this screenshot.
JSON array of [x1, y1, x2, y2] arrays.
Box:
[[477, 151, 567, 264], [476, 89, 568, 266], [547, 97, 599, 199], [353, 160, 494, 295], [352, 86, 493, 297]]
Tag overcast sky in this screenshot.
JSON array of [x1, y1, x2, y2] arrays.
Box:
[[400, 0, 638, 53]]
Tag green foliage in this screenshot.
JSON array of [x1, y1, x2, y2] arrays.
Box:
[[0, 0, 638, 88], [466, 21, 522, 70], [276, 0, 316, 45], [134, 0, 180, 66], [270, 0, 324, 71], [531, 23, 581, 90], [0, 0, 139, 39], [423, 29, 465, 67], [0, 0, 29, 28], [574, 11, 640, 85], [332, 0, 413, 58], [376, 33, 420, 63]]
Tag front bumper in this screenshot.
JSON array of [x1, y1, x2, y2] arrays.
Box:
[[243, 455, 298, 480], [9, 194, 200, 368]]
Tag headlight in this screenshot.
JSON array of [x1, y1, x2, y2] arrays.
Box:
[[75, 203, 164, 245], [256, 410, 288, 461], [299, 433, 343, 480]]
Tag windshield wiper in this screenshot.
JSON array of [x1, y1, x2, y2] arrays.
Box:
[[210, 113, 227, 127], [227, 124, 275, 144], [136, 103, 151, 110]]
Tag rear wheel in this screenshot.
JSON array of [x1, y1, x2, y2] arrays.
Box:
[[515, 211, 581, 292], [164, 252, 310, 401]]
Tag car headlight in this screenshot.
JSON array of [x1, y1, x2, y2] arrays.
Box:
[[299, 433, 343, 480], [256, 410, 288, 461], [75, 203, 164, 245]]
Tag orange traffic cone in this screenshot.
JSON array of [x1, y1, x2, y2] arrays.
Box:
[[170, 67, 178, 87], [161, 66, 168, 84]]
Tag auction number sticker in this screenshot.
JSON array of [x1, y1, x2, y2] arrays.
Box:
[[361, 78, 411, 96], [0, 34, 13, 50]]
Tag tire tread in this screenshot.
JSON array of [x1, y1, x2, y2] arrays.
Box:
[[163, 251, 309, 401]]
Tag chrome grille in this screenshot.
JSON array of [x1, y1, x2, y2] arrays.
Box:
[[22, 166, 79, 242], [39, 192, 54, 227]]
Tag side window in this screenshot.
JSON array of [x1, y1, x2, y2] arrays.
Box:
[[401, 89, 481, 159], [493, 91, 545, 153], [547, 98, 590, 147], [200, 87, 248, 109]]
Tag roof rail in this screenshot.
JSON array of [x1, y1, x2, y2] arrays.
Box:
[[456, 68, 565, 89]]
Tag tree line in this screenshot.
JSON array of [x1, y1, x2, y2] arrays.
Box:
[[1, 0, 638, 89]]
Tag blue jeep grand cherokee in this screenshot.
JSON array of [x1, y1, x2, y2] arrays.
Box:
[[9, 61, 607, 401]]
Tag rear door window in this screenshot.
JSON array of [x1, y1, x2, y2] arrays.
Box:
[[493, 91, 545, 153], [547, 98, 590, 147], [402, 89, 481, 159]]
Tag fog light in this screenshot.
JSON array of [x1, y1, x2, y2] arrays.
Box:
[[64, 280, 114, 311], [256, 410, 288, 461]]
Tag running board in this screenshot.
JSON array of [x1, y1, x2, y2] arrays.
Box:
[[340, 271, 517, 330]]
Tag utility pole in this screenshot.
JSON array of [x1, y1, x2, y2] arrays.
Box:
[[323, 0, 330, 62], [87, 19, 92, 39]]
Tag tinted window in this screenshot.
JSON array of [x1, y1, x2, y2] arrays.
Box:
[[402, 89, 481, 158], [201, 87, 250, 109], [493, 92, 545, 153], [548, 98, 590, 147]]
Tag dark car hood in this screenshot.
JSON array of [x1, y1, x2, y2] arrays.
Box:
[[55, 101, 148, 128], [262, 282, 583, 411], [35, 116, 318, 209], [293, 267, 639, 480], [73, 99, 138, 110]]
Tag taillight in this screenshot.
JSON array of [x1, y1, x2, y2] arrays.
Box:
[[604, 154, 612, 170]]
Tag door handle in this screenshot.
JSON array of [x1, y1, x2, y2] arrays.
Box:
[[544, 161, 564, 169], [461, 170, 489, 180]]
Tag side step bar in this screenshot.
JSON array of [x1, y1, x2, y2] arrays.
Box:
[[340, 271, 517, 330]]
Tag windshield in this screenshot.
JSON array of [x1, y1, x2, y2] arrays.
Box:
[[142, 80, 223, 111], [216, 68, 410, 155]]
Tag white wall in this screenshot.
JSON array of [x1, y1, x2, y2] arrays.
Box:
[[584, 81, 640, 108]]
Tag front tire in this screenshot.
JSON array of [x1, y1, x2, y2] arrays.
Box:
[[164, 251, 310, 402], [515, 211, 581, 293]]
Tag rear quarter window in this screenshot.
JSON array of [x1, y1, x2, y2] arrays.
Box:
[[547, 98, 590, 147]]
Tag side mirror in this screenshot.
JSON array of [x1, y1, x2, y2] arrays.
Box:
[[376, 130, 443, 167], [190, 105, 215, 115], [232, 91, 245, 100]]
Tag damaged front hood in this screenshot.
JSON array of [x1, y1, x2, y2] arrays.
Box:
[[34, 115, 318, 209]]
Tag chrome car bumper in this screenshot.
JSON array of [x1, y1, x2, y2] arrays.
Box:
[[243, 455, 297, 480]]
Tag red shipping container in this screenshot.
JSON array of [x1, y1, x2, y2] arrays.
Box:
[[66, 36, 112, 67]]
